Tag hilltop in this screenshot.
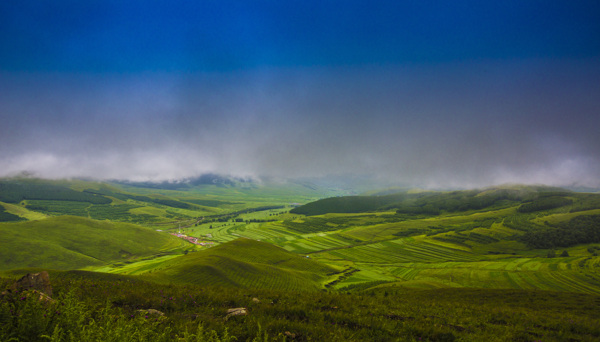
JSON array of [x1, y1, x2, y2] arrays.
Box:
[[143, 238, 338, 291]]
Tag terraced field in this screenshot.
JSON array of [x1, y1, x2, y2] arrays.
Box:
[[4, 179, 600, 297], [369, 257, 600, 294], [180, 199, 600, 294]]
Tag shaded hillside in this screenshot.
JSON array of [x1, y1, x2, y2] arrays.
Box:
[[290, 193, 413, 215], [144, 238, 337, 291], [0, 179, 111, 204], [521, 214, 600, 248], [291, 185, 574, 216], [0, 216, 181, 270]]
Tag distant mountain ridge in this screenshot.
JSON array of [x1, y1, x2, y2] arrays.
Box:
[[114, 173, 245, 190]]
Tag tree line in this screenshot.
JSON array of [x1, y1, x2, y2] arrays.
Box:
[[520, 215, 600, 248]]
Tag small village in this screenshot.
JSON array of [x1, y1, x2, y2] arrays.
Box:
[[170, 232, 214, 246]]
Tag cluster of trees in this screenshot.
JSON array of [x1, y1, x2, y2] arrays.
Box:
[[240, 205, 285, 213], [291, 194, 409, 216], [521, 215, 600, 249], [547, 250, 570, 258], [517, 196, 573, 213], [292, 187, 575, 217], [291, 186, 587, 218], [128, 195, 193, 210], [283, 217, 342, 234], [395, 189, 568, 215], [198, 206, 287, 223], [588, 246, 600, 256], [397, 190, 503, 214], [392, 228, 428, 237], [396, 204, 441, 215], [234, 218, 276, 223]]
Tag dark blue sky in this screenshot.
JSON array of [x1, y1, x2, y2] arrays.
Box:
[[1, 1, 600, 187], [2, 1, 599, 71]]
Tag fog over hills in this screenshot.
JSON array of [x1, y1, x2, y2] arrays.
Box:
[[1, 2, 599, 189]]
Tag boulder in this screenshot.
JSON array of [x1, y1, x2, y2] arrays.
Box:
[[137, 309, 165, 317], [224, 307, 248, 321], [30, 290, 55, 303], [13, 271, 52, 296]]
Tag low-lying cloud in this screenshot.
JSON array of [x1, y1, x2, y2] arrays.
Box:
[[1, 59, 599, 188]]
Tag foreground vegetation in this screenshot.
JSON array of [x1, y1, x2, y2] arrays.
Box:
[[2, 272, 600, 341]]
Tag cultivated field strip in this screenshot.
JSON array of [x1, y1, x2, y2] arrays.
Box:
[[342, 208, 513, 241], [284, 235, 350, 253], [241, 222, 355, 253], [397, 240, 480, 261], [314, 237, 480, 264], [355, 258, 600, 294]]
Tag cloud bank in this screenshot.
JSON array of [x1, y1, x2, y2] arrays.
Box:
[[1, 59, 599, 188]]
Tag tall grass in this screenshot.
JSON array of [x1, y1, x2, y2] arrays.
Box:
[[0, 287, 238, 342], [2, 274, 600, 341]]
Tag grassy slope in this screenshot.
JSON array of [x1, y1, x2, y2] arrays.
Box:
[[0, 216, 182, 271], [0, 201, 48, 220], [205, 189, 600, 294], [3, 182, 600, 340], [143, 238, 339, 291], [3, 179, 600, 296]]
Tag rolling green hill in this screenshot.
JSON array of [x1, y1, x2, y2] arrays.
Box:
[[0, 179, 112, 204], [0, 216, 182, 271], [143, 238, 338, 291], [197, 185, 600, 294], [3, 179, 600, 295]]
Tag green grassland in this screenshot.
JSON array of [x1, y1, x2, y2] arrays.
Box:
[[0, 216, 183, 271], [3, 179, 600, 295], [185, 186, 600, 295], [3, 179, 600, 340]]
